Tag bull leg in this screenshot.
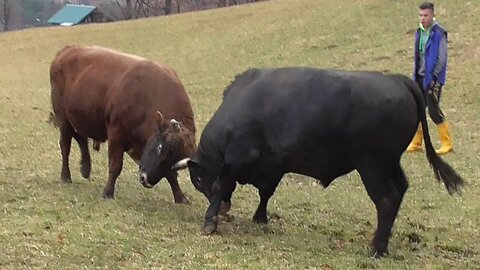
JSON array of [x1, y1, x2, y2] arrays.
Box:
[[59, 124, 74, 183], [73, 133, 91, 179], [391, 163, 409, 205], [219, 181, 237, 216], [203, 178, 237, 235], [252, 176, 282, 224], [165, 172, 190, 204], [102, 136, 124, 199], [357, 160, 403, 258]]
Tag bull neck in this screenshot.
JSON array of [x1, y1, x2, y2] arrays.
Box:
[[197, 142, 223, 171]]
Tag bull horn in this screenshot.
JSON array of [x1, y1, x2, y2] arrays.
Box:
[[172, 158, 189, 171], [155, 111, 164, 128], [170, 119, 182, 132]]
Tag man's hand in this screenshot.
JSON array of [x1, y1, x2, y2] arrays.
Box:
[[427, 79, 441, 103], [429, 75, 438, 90]]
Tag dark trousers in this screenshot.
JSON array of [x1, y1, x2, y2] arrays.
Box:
[[416, 76, 445, 124]]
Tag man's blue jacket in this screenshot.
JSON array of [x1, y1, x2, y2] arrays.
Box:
[[413, 23, 448, 90]]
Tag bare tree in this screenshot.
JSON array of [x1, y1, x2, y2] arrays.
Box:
[[125, 0, 133, 19], [165, 0, 172, 15], [1, 0, 9, 31], [113, 0, 164, 19], [139, 0, 164, 17], [115, 0, 133, 19], [110, 0, 265, 20]]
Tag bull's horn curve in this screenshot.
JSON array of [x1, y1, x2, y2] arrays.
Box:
[[172, 158, 190, 171], [170, 119, 182, 132]]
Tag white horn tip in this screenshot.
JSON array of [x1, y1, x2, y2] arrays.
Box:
[[172, 158, 190, 171]]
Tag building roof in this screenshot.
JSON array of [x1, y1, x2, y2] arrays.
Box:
[[47, 4, 96, 26]]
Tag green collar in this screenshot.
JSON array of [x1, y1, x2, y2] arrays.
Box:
[[419, 23, 433, 53]]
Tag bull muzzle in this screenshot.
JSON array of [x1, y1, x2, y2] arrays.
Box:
[[139, 172, 153, 188]]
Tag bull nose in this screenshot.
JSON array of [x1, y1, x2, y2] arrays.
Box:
[[139, 172, 153, 188], [140, 172, 147, 183]]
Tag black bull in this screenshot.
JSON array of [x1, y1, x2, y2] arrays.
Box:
[[183, 67, 464, 257]]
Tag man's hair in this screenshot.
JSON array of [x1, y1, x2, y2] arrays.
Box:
[[419, 2, 434, 12]]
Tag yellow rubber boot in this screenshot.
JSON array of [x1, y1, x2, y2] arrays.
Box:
[[406, 124, 423, 152], [436, 122, 453, 155]]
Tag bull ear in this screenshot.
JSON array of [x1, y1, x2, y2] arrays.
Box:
[[155, 111, 164, 129], [170, 119, 182, 133]]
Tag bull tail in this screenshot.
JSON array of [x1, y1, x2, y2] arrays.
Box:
[[47, 111, 59, 128], [49, 78, 64, 129], [49, 49, 68, 130], [396, 74, 464, 194]]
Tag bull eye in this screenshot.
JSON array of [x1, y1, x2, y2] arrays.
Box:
[[157, 144, 163, 155]]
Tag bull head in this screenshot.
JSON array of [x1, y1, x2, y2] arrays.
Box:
[[138, 111, 195, 188]]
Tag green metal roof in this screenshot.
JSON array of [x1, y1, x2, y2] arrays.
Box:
[[47, 4, 96, 26]]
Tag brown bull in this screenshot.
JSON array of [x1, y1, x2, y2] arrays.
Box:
[[50, 45, 196, 202]]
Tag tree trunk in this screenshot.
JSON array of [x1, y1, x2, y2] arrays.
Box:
[[218, 0, 227, 7], [125, 0, 133, 19], [165, 0, 172, 15], [2, 0, 9, 31], [176, 0, 181, 13]]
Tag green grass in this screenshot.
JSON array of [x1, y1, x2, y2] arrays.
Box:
[[1, 0, 479, 268]]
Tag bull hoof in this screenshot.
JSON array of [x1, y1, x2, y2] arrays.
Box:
[[101, 192, 114, 199], [81, 164, 91, 179], [203, 216, 219, 235], [252, 215, 268, 224], [175, 195, 191, 205], [61, 178, 72, 184], [203, 223, 217, 235], [371, 248, 389, 259]]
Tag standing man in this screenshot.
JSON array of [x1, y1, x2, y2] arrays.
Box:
[[407, 2, 453, 155]]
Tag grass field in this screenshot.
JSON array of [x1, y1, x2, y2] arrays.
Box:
[[0, 0, 479, 268]]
